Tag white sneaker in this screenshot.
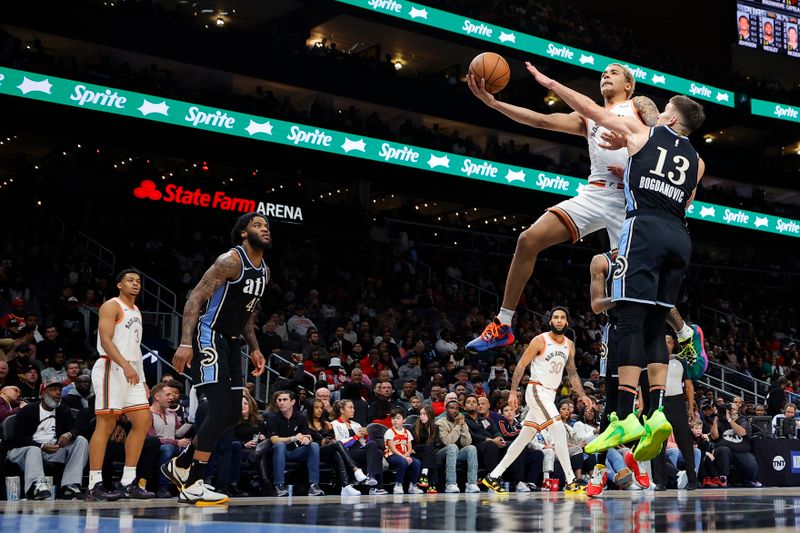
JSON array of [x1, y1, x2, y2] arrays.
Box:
[[465, 483, 481, 493], [677, 470, 688, 490], [515, 481, 531, 492], [369, 487, 388, 495], [354, 468, 368, 483], [341, 484, 361, 496], [408, 485, 424, 494], [444, 483, 461, 493], [178, 480, 229, 505], [393, 483, 405, 494], [364, 475, 379, 487]]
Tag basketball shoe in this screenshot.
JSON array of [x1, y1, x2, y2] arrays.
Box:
[[466, 318, 514, 351]]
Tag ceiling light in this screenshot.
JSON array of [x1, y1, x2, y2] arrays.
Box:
[[216, 17, 225, 26], [394, 62, 402, 70]]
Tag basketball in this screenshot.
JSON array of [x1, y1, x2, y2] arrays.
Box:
[[469, 52, 510, 94]]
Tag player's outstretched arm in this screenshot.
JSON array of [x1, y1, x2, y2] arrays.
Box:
[[173, 251, 241, 372], [467, 74, 585, 136], [525, 62, 644, 137], [632, 96, 660, 127], [589, 255, 614, 314]]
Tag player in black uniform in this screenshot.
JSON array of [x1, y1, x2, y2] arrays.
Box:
[[166, 212, 269, 505], [526, 62, 705, 462]]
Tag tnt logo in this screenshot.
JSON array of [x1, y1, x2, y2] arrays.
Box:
[[791, 452, 800, 474], [134, 180, 162, 200], [773, 455, 786, 471]]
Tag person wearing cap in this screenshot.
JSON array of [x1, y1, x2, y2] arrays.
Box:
[[0, 297, 25, 331], [17, 365, 41, 404], [320, 355, 348, 391], [7, 377, 88, 500], [54, 296, 87, 357]]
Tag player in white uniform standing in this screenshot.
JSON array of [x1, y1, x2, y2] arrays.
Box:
[[87, 269, 154, 501], [481, 307, 591, 493], [466, 64, 660, 351]]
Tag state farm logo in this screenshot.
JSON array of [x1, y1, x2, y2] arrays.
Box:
[[131, 180, 303, 221], [134, 180, 162, 200]]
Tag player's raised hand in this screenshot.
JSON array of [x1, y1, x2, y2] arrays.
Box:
[[250, 349, 266, 376], [466, 74, 496, 106], [599, 130, 628, 151], [525, 62, 554, 88]]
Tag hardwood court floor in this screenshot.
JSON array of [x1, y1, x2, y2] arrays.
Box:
[[3, 487, 800, 532]]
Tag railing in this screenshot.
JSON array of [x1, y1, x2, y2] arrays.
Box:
[[141, 311, 182, 349], [131, 267, 181, 347], [38, 208, 66, 238], [698, 305, 752, 329], [75, 231, 116, 276], [445, 273, 499, 310], [264, 351, 318, 403], [699, 360, 769, 405]]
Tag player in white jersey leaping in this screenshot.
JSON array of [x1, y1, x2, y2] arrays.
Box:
[[466, 63, 661, 351], [87, 269, 154, 501], [481, 307, 591, 493]]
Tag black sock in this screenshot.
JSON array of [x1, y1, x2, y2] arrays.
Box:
[[647, 386, 666, 417], [186, 459, 208, 486], [616, 385, 638, 419], [175, 443, 195, 469]]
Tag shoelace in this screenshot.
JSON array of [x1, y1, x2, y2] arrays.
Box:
[[678, 341, 698, 365], [482, 322, 503, 340], [590, 468, 605, 485]]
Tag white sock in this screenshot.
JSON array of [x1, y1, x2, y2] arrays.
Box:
[[548, 421, 576, 485], [121, 466, 137, 487], [421, 468, 428, 475], [498, 308, 515, 325], [89, 470, 103, 488], [543, 471, 550, 480], [677, 323, 693, 343]]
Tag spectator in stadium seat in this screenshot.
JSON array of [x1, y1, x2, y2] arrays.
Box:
[[36, 325, 63, 365], [396, 378, 424, 411], [395, 353, 419, 384], [314, 386, 333, 420], [303, 348, 325, 376], [320, 355, 348, 391], [7, 377, 87, 500], [359, 347, 383, 380], [40, 350, 68, 383], [0, 384, 26, 422], [53, 296, 86, 357], [463, 394, 503, 473], [259, 318, 284, 354], [62, 374, 94, 411], [710, 403, 760, 487], [435, 400, 480, 493], [331, 399, 385, 493], [435, 330, 458, 359], [287, 305, 317, 342], [149, 383, 191, 498], [329, 325, 353, 357], [0, 361, 9, 389], [17, 365, 41, 404], [24, 312, 44, 344], [266, 390, 324, 496], [302, 329, 329, 360]]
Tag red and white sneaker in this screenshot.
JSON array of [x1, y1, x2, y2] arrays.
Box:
[[586, 465, 608, 498], [624, 449, 650, 489]]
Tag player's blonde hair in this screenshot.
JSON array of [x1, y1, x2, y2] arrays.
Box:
[[605, 63, 636, 99]]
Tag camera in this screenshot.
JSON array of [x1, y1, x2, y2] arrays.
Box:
[[716, 403, 732, 416]]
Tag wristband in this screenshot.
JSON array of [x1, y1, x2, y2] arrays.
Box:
[[179, 344, 192, 349]]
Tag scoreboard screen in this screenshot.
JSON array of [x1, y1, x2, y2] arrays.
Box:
[[737, 0, 800, 58]]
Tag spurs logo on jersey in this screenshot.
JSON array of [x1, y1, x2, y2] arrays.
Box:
[[96, 297, 143, 364], [586, 100, 639, 185], [530, 333, 570, 390]]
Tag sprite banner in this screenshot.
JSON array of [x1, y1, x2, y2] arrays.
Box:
[[0, 66, 797, 238], [335, 0, 735, 108], [751, 98, 800, 124]]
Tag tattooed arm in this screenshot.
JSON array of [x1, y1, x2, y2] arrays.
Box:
[[172, 251, 241, 372], [565, 339, 590, 406], [244, 308, 266, 376], [632, 95, 659, 127]]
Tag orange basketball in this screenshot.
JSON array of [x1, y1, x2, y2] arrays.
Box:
[[469, 52, 510, 94]]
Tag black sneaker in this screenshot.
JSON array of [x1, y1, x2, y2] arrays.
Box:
[[30, 479, 51, 501], [227, 483, 249, 497], [122, 481, 155, 499], [60, 484, 85, 500], [308, 483, 325, 496], [85, 482, 122, 502], [481, 475, 506, 493], [275, 483, 289, 497], [156, 486, 173, 499]]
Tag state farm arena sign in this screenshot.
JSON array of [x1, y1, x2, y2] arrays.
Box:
[[132, 180, 303, 222]]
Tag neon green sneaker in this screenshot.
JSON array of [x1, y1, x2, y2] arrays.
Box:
[[584, 412, 645, 454], [633, 407, 673, 461]]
